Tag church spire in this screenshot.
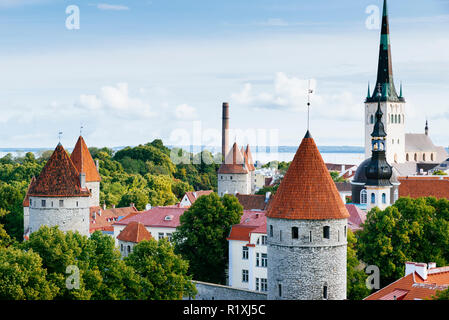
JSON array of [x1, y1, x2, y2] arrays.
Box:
[[366, 0, 404, 103]]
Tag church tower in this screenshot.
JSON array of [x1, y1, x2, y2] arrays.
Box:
[[266, 131, 349, 300], [365, 88, 393, 211], [365, 0, 406, 164]]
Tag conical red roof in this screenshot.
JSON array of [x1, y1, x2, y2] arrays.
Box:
[[266, 132, 349, 220], [218, 142, 249, 174], [28, 144, 90, 198], [22, 176, 36, 207], [70, 136, 101, 182], [245, 145, 256, 171]]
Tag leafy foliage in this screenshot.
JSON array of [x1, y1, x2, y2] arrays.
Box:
[[346, 229, 371, 300], [173, 193, 243, 284]]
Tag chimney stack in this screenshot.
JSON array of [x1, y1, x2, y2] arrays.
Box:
[[222, 102, 230, 163]]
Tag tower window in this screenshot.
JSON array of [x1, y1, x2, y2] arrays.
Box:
[[269, 225, 273, 237], [406, 154, 409, 162], [279, 284, 282, 297], [370, 114, 374, 124], [360, 190, 368, 204], [382, 193, 387, 204], [414, 154, 418, 162], [423, 154, 426, 162], [292, 227, 299, 239], [59, 200, 64, 207], [323, 285, 328, 300], [309, 231, 313, 242], [41, 200, 46, 207], [391, 114, 394, 123], [323, 226, 330, 239], [279, 230, 282, 242], [371, 193, 376, 204], [344, 226, 347, 237]]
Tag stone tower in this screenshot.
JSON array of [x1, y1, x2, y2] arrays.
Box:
[[365, 0, 406, 164], [27, 143, 91, 236], [365, 88, 393, 211], [70, 136, 101, 207], [266, 131, 349, 300]]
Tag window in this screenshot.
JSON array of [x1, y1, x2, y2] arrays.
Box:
[[76, 201, 79, 207], [30, 199, 32, 206], [41, 200, 46, 207], [371, 193, 376, 204], [423, 154, 426, 162], [414, 153, 418, 162], [261, 235, 267, 245], [255, 278, 260, 291], [230, 176, 233, 180], [242, 247, 249, 260], [166, 233, 173, 242], [391, 114, 394, 123], [261, 253, 268, 268], [360, 190, 368, 204], [279, 230, 282, 242], [382, 193, 387, 204], [406, 154, 410, 162], [370, 114, 374, 124], [120, 244, 123, 251], [59, 200, 64, 207], [127, 245, 131, 253], [344, 226, 347, 237], [431, 154, 434, 162], [323, 285, 328, 300], [242, 270, 249, 283], [278, 284, 282, 297], [256, 253, 260, 267], [323, 226, 330, 239], [309, 231, 313, 242], [395, 114, 398, 123], [158, 233, 164, 240], [269, 225, 273, 237], [261, 279, 268, 292], [338, 230, 340, 242], [292, 227, 299, 239]]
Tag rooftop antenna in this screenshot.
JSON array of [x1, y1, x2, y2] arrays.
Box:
[[307, 80, 314, 131]]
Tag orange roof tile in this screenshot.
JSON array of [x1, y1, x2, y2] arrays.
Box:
[[218, 142, 249, 174], [245, 145, 256, 171], [236, 194, 269, 210], [70, 136, 101, 182], [117, 221, 152, 243], [398, 177, 449, 199], [28, 144, 90, 198], [266, 131, 349, 220], [184, 190, 214, 205], [89, 205, 138, 233]]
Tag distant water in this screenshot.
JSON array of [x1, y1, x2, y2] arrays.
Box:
[[0, 146, 366, 166]]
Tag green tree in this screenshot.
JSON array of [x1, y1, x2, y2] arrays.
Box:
[[432, 288, 449, 300], [173, 193, 243, 284], [0, 246, 59, 300], [346, 229, 371, 300], [118, 188, 150, 211], [125, 238, 197, 300]]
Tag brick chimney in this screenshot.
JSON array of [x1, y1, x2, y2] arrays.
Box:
[[405, 262, 428, 280], [222, 102, 230, 163]]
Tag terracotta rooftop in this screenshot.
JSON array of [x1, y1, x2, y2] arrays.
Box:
[[28, 144, 90, 198], [345, 204, 367, 232], [183, 190, 214, 206], [114, 206, 187, 228], [244, 145, 256, 172], [90, 205, 138, 233], [22, 176, 36, 207], [227, 210, 267, 242], [218, 142, 249, 174], [398, 177, 449, 199], [365, 265, 449, 300], [266, 132, 349, 220], [117, 221, 152, 243], [236, 194, 270, 211], [70, 136, 101, 183]]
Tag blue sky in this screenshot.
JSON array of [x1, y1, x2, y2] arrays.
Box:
[[0, 0, 448, 150]]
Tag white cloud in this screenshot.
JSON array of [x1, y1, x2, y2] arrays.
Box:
[[76, 83, 155, 119], [231, 72, 361, 121], [97, 3, 129, 11], [174, 104, 197, 120]]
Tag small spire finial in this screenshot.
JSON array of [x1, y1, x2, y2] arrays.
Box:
[[80, 124, 84, 137], [58, 131, 63, 144], [307, 80, 313, 131]]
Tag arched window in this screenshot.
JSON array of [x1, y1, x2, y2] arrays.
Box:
[[371, 193, 376, 204], [423, 154, 426, 162], [127, 245, 131, 253], [360, 190, 368, 204], [414, 153, 418, 162], [382, 193, 387, 204], [398, 115, 401, 123], [431, 153, 434, 162], [395, 114, 398, 123], [391, 114, 394, 123], [370, 114, 374, 124], [269, 225, 273, 237], [406, 154, 410, 162], [323, 226, 330, 239], [292, 227, 299, 239], [323, 284, 328, 300]]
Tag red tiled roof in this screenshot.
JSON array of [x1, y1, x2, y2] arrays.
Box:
[[28, 144, 90, 198], [227, 210, 266, 241], [365, 266, 449, 300], [218, 143, 249, 174], [244, 145, 256, 171], [345, 204, 367, 232], [398, 177, 449, 199], [70, 136, 101, 183], [184, 190, 214, 205], [236, 194, 269, 210], [117, 221, 152, 243], [114, 206, 187, 228], [89, 205, 138, 233], [266, 132, 349, 220], [22, 177, 36, 207]]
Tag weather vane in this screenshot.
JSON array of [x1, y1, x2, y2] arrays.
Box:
[[307, 80, 314, 131], [58, 131, 63, 143]]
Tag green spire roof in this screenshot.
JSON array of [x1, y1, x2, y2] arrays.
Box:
[[366, 0, 405, 103]]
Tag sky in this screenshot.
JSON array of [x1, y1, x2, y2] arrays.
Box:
[[0, 0, 448, 150]]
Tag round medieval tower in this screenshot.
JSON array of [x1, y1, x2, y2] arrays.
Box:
[[266, 131, 349, 300]]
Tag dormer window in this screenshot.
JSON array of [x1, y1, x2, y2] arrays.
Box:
[[165, 215, 173, 221]]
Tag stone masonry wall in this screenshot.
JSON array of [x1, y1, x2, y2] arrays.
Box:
[[188, 281, 267, 300]]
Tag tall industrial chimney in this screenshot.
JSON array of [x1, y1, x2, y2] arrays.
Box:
[[222, 102, 230, 163]]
